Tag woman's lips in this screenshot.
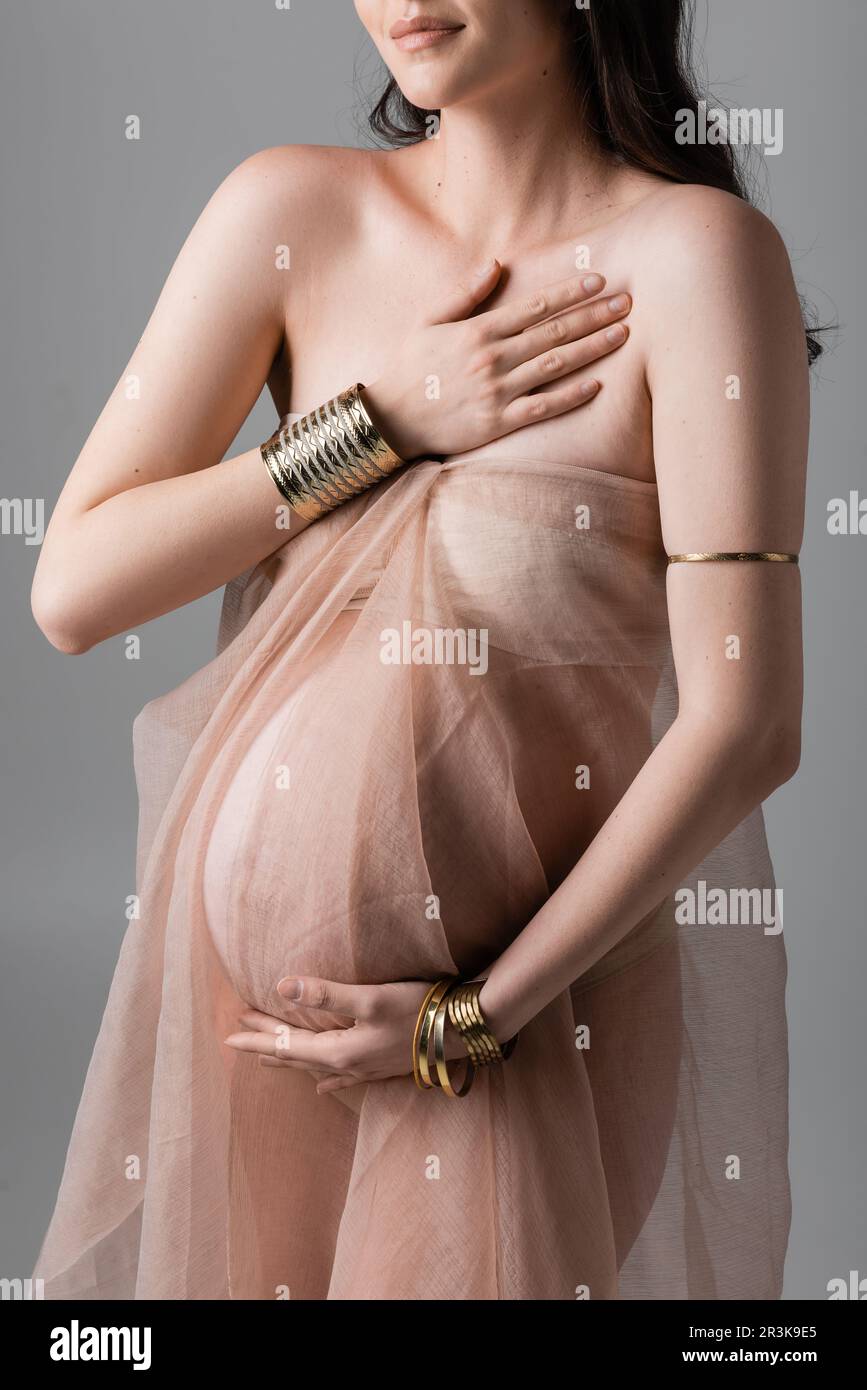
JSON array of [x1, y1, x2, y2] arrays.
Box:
[[393, 26, 464, 53]]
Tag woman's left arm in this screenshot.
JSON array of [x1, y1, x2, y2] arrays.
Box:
[[226, 189, 810, 1084], [477, 188, 809, 1042]]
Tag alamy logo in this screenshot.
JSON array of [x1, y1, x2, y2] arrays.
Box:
[[827, 1270, 867, 1299], [674, 881, 783, 935], [675, 101, 784, 156], [827, 491, 867, 535], [49, 1319, 152, 1370], [0, 497, 44, 545], [379, 622, 489, 675], [0, 1276, 44, 1299]]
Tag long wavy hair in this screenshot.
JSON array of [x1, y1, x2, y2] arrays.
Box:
[[367, 0, 824, 362]]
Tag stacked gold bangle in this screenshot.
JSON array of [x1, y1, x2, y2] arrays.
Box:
[[412, 976, 518, 1099], [261, 383, 405, 521]]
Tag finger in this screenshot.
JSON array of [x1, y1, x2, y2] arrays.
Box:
[[225, 1027, 296, 1059], [425, 258, 503, 325], [225, 1024, 349, 1068], [316, 1075, 366, 1095], [236, 1008, 345, 1043], [259, 1057, 333, 1076], [275, 975, 374, 1021], [500, 374, 603, 432], [499, 293, 631, 372], [505, 321, 629, 398], [485, 271, 607, 338]]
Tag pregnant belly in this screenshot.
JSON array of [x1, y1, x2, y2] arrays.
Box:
[[202, 606, 367, 1011], [201, 591, 662, 1015], [203, 686, 305, 973]]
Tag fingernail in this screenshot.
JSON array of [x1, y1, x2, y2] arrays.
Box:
[[277, 977, 303, 1001], [583, 274, 603, 292], [608, 295, 629, 313], [581, 379, 600, 396], [606, 324, 626, 342], [474, 258, 497, 277]]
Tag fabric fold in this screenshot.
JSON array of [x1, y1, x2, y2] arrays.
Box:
[[34, 434, 789, 1300]]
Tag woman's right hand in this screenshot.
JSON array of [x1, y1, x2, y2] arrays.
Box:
[[363, 262, 632, 460]]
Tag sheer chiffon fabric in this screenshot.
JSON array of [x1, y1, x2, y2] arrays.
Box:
[[34, 432, 790, 1300]]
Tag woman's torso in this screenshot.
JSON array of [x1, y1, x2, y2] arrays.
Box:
[[203, 145, 679, 1000]]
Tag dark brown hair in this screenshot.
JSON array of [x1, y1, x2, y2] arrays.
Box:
[[368, 0, 824, 362]]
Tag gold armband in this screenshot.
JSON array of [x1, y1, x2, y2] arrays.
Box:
[[667, 552, 799, 564]]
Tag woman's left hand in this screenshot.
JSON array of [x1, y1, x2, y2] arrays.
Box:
[[223, 976, 468, 1094]]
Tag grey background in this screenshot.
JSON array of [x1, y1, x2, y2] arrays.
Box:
[[1, 0, 863, 1299]]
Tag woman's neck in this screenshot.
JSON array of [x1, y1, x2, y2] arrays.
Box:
[[414, 77, 622, 254]]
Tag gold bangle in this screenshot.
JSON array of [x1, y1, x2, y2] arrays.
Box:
[[446, 1002, 489, 1067], [414, 977, 454, 1091], [411, 981, 443, 1091], [667, 552, 799, 564], [413, 978, 517, 1097], [447, 981, 518, 1068], [448, 985, 502, 1066], [432, 992, 475, 1098], [260, 383, 405, 521]]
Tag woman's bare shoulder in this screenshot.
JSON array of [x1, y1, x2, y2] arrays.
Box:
[[623, 182, 801, 363], [237, 142, 384, 178], [207, 143, 406, 261], [226, 142, 393, 206], [627, 182, 808, 493], [629, 182, 791, 284]]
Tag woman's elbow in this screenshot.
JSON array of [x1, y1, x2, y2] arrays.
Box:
[[31, 576, 93, 655], [730, 714, 802, 797], [684, 706, 802, 802], [759, 720, 801, 789]]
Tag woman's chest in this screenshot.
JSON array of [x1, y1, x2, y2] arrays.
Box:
[[274, 214, 656, 483]]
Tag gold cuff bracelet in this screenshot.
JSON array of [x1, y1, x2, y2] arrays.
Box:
[[261, 382, 405, 521]]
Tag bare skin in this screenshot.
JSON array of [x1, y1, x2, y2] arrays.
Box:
[[33, 0, 808, 1093]]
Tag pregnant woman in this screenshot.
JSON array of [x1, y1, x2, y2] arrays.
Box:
[[31, 0, 811, 1300]]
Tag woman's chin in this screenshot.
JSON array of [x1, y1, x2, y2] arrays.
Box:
[[393, 73, 472, 116]]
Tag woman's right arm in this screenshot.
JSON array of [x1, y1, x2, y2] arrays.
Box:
[[32, 151, 304, 654], [33, 148, 635, 654]]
